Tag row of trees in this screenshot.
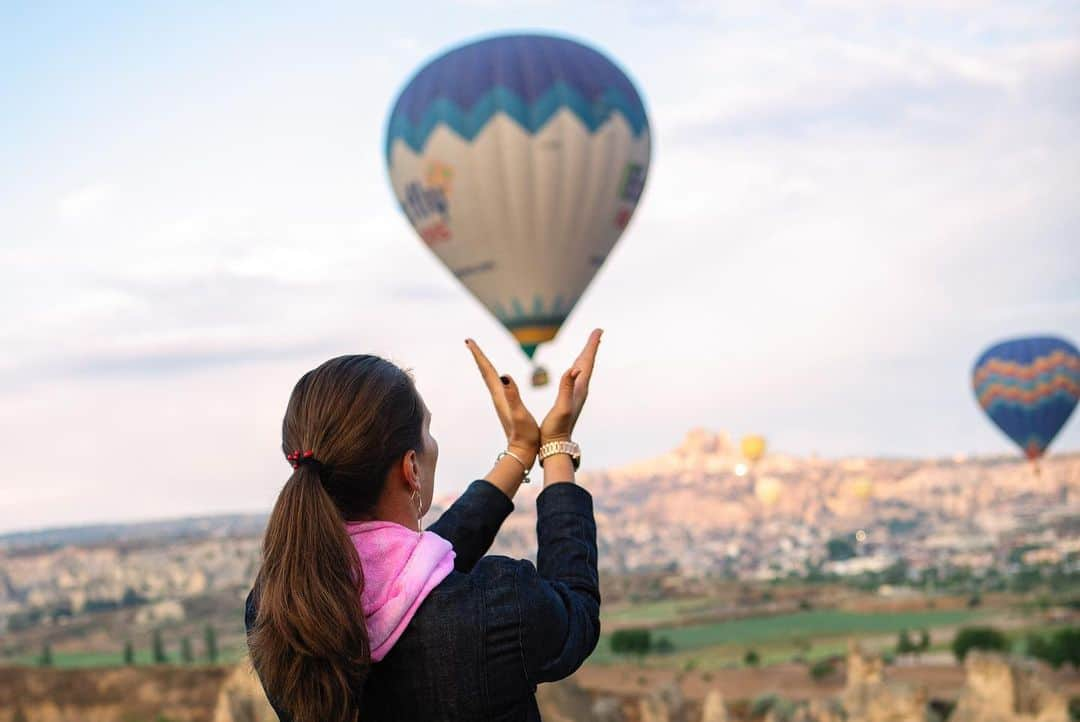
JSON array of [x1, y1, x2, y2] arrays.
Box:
[[947, 625, 1080, 667], [37, 625, 220, 667], [609, 624, 1079, 669]]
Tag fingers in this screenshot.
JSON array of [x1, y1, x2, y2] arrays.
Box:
[[465, 338, 500, 388], [573, 328, 603, 380], [501, 373, 522, 409], [554, 366, 580, 411], [466, 338, 510, 427]]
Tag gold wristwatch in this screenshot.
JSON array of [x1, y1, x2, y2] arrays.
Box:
[[538, 440, 581, 470]]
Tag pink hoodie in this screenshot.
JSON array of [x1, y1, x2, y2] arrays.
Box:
[[344, 521, 456, 661]]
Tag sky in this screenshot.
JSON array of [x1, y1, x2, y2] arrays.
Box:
[[1, 1, 1078, 534]]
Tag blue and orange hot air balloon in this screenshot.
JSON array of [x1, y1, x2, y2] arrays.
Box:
[[972, 336, 1080, 466], [385, 34, 651, 385]]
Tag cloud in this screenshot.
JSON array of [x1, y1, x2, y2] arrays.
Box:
[[1, 0, 1078, 532], [57, 183, 115, 220]]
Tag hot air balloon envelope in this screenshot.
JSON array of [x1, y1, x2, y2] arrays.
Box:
[[972, 336, 1080, 460], [741, 435, 767, 463], [851, 478, 874, 501], [755, 476, 782, 506], [385, 34, 651, 360]]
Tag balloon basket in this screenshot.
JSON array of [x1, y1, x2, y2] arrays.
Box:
[[531, 366, 550, 388]]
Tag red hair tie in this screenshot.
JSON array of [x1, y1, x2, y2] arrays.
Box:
[[286, 450, 318, 469]]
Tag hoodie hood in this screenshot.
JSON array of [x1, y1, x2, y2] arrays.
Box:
[[345, 520, 455, 662]]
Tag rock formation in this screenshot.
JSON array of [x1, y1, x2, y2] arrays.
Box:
[[535, 677, 602, 722], [842, 641, 927, 722], [0, 658, 275, 722], [701, 689, 728, 722], [950, 651, 1067, 722]]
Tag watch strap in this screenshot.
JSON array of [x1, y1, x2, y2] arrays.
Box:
[[538, 440, 581, 470]]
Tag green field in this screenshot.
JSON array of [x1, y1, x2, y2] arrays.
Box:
[[6, 646, 249, 670], [588, 608, 983, 665], [602, 596, 717, 625]]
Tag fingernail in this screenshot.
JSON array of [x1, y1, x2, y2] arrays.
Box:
[[500, 375, 510, 386]]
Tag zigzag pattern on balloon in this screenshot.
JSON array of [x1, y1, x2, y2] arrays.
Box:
[[976, 376, 1080, 410], [972, 349, 1080, 385], [385, 83, 649, 161]]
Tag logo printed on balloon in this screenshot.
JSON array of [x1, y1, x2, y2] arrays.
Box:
[[401, 172, 452, 245], [620, 164, 646, 203], [424, 160, 454, 195], [615, 163, 646, 229]]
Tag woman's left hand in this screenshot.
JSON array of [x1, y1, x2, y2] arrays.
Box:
[[466, 338, 540, 460]]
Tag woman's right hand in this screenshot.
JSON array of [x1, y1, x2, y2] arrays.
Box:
[[466, 338, 540, 460], [540, 329, 603, 442]]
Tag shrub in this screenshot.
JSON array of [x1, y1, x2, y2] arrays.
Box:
[[654, 636, 675, 654], [952, 626, 1009, 661], [204, 624, 218, 663], [152, 629, 168, 664], [751, 693, 780, 718], [744, 649, 760, 667], [897, 629, 916, 654], [610, 628, 652, 656], [810, 657, 838, 681], [1027, 627, 1080, 669]]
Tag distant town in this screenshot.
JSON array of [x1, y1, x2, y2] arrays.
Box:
[[1, 430, 1077, 663]]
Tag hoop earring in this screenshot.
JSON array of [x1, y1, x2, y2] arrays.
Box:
[[412, 486, 423, 533]]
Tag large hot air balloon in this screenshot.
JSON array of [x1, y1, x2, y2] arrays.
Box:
[[972, 336, 1080, 464], [385, 34, 651, 384], [741, 435, 767, 464]]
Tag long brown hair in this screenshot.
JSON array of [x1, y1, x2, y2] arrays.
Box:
[[248, 355, 424, 722]]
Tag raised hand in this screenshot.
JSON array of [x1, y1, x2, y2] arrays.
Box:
[[465, 338, 540, 459], [540, 329, 602, 443]]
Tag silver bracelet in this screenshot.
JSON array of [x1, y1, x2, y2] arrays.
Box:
[[496, 450, 532, 484]]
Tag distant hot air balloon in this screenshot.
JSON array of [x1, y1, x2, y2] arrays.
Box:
[[851, 477, 874, 502], [972, 336, 1080, 466], [741, 435, 767, 464], [385, 34, 651, 385], [754, 476, 782, 507]]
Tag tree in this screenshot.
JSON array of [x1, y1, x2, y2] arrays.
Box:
[[1027, 627, 1080, 669], [897, 629, 916, 655], [917, 629, 931, 654], [152, 629, 168, 664], [952, 626, 1009, 662], [204, 624, 218, 664], [744, 649, 761, 667], [180, 637, 193, 664], [654, 636, 675, 654], [826, 536, 857, 562], [1052, 628, 1080, 668], [38, 642, 52, 667], [810, 657, 838, 681], [123, 640, 135, 666], [610, 628, 652, 657]]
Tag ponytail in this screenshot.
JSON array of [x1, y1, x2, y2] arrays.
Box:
[[249, 354, 425, 720], [249, 466, 370, 722]]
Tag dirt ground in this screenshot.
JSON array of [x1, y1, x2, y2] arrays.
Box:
[[571, 662, 1080, 702]]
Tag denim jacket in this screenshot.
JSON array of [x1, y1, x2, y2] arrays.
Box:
[[245, 480, 601, 721]]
